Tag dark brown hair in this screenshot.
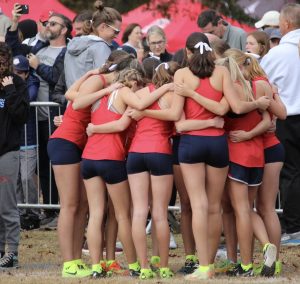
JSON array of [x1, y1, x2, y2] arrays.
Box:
[[83, 0, 122, 35], [142, 57, 161, 81], [186, 32, 215, 78], [153, 61, 180, 88], [122, 23, 141, 43], [0, 42, 13, 79]]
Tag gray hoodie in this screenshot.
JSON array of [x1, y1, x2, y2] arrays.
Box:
[[64, 35, 112, 88]]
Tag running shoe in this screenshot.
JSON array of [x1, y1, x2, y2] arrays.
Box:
[[91, 263, 106, 278], [215, 259, 236, 274], [129, 261, 141, 277], [139, 268, 156, 280], [178, 256, 199, 275], [226, 263, 254, 277], [106, 260, 127, 275], [0, 252, 18, 269], [261, 243, 277, 277], [185, 266, 214, 280], [160, 267, 174, 278], [62, 260, 92, 278], [150, 256, 160, 272], [275, 260, 282, 276]]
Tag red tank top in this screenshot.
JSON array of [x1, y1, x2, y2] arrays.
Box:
[[50, 74, 107, 149], [225, 81, 264, 167], [183, 77, 225, 136], [253, 76, 279, 149], [82, 93, 125, 161], [129, 84, 173, 154]]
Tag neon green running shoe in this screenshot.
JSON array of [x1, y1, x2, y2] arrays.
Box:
[[159, 267, 174, 278], [185, 266, 214, 280], [275, 260, 282, 276], [150, 256, 160, 272], [62, 260, 92, 278], [139, 268, 156, 280]]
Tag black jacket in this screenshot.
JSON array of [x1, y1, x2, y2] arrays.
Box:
[[0, 74, 29, 156]]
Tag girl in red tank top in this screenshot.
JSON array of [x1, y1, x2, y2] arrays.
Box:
[[73, 65, 174, 276], [222, 49, 278, 276], [47, 52, 141, 277]]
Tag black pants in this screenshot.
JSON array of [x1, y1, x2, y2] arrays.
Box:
[[38, 120, 58, 213], [276, 115, 300, 234]]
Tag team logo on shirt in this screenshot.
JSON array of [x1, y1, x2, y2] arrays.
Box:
[[0, 98, 5, 108]]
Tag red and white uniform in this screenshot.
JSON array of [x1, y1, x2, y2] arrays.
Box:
[[225, 81, 264, 167], [183, 78, 224, 136], [129, 84, 173, 154]]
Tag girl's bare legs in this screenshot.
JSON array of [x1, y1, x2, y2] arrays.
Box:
[[84, 177, 106, 264], [151, 174, 173, 267], [180, 163, 209, 266], [222, 183, 238, 262], [256, 162, 283, 258], [107, 180, 137, 264], [105, 196, 118, 261], [53, 163, 82, 261], [74, 180, 88, 259], [206, 165, 228, 263], [228, 180, 253, 265], [129, 172, 150, 268], [174, 165, 195, 256]]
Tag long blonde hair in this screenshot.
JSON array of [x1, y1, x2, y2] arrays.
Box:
[[215, 56, 254, 102], [224, 48, 267, 81]]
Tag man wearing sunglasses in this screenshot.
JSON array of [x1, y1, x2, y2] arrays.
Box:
[[6, 3, 73, 228]]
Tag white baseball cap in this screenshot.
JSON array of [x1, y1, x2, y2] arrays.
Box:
[[255, 11, 280, 29]]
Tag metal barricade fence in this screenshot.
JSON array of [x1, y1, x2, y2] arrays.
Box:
[[17, 102, 283, 214], [18, 102, 61, 210]]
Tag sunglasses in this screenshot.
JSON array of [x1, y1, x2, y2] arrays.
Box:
[[40, 21, 48, 27], [47, 21, 65, 28], [106, 24, 120, 35]]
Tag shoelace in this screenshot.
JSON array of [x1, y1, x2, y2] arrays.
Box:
[[0, 253, 14, 266]]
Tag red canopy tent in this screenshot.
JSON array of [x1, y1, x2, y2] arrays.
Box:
[[119, 0, 255, 52], [0, 0, 76, 22]]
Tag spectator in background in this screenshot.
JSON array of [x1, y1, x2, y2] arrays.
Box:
[[0, 10, 11, 42], [0, 42, 29, 269], [18, 19, 37, 43], [145, 25, 172, 62], [197, 9, 247, 51], [13, 55, 40, 230], [6, 3, 73, 228], [260, 3, 300, 241], [255, 11, 280, 30], [269, 29, 282, 48], [72, 10, 93, 36], [121, 23, 143, 61], [64, 0, 122, 88], [245, 31, 270, 61]]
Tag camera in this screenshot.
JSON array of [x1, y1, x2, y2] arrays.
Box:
[[19, 4, 29, 14]]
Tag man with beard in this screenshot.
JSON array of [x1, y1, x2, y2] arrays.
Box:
[[6, 4, 72, 227]]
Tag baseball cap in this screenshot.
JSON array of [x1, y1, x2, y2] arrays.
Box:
[[269, 28, 282, 40], [39, 10, 54, 23], [255, 11, 280, 29], [13, 55, 29, 71]]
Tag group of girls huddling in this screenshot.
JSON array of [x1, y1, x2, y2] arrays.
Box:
[[47, 31, 286, 280]]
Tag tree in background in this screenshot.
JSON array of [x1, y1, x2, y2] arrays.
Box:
[[60, 0, 256, 24]]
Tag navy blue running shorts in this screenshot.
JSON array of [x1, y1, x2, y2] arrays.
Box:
[[178, 134, 229, 168], [126, 152, 173, 176], [81, 159, 128, 184], [47, 138, 82, 165], [264, 143, 285, 164], [228, 162, 263, 186], [172, 136, 180, 165]]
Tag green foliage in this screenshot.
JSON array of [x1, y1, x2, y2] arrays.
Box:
[[60, 0, 255, 24]]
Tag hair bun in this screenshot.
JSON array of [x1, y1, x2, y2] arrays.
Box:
[[94, 0, 104, 11]]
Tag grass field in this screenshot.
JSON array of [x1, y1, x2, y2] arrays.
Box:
[[0, 229, 300, 283]]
